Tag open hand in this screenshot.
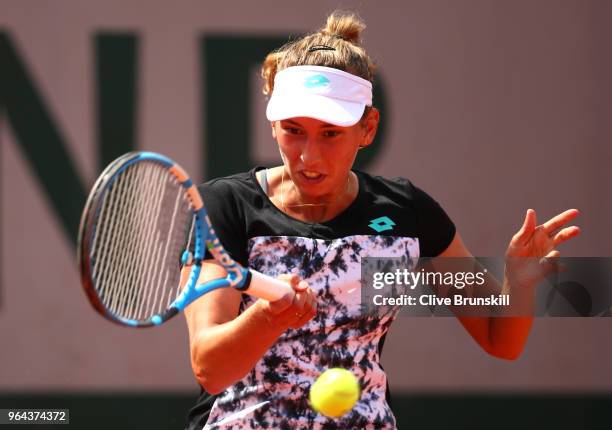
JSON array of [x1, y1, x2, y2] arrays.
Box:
[[505, 208, 580, 286]]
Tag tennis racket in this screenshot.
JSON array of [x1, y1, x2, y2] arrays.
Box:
[[77, 151, 293, 327]]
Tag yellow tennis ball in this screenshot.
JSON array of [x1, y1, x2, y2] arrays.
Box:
[[309, 368, 360, 418]]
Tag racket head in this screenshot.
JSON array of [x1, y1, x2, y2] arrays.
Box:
[[78, 152, 207, 327]]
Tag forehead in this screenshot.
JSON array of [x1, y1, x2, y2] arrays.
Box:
[[279, 117, 343, 128]]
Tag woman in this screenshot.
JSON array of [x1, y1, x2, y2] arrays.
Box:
[[184, 12, 580, 430]]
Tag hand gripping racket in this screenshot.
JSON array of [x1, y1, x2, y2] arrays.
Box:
[[77, 151, 292, 327]]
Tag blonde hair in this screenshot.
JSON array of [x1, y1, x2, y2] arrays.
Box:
[[261, 11, 376, 98]]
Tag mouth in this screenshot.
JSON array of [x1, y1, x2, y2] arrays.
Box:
[[299, 170, 326, 184]]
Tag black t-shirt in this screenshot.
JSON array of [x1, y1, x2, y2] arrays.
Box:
[[185, 167, 455, 430]]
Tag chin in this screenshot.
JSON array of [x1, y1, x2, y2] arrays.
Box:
[[296, 184, 331, 199]]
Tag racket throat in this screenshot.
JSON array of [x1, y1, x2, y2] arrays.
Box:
[[233, 270, 252, 291]]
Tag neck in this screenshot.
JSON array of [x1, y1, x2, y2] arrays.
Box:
[[268, 167, 358, 223]]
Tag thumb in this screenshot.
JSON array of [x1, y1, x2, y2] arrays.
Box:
[[264, 274, 299, 314], [265, 290, 295, 315], [539, 249, 564, 277]]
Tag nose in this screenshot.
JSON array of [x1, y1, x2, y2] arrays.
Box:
[[300, 137, 323, 167]]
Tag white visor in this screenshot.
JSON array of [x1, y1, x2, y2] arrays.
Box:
[[266, 65, 373, 127]]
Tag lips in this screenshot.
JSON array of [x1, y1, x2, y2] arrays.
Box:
[[299, 170, 326, 184], [303, 170, 323, 179]]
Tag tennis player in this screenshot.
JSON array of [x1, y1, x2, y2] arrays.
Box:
[[183, 12, 580, 430]]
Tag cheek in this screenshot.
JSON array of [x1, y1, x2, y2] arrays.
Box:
[[334, 136, 361, 162], [278, 142, 301, 165]]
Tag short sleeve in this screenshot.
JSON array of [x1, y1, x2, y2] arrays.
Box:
[[410, 183, 456, 257], [196, 179, 248, 266]]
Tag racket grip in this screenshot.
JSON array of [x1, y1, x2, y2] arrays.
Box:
[[246, 270, 295, 302]]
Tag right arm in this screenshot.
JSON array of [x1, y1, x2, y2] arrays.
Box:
[[183, 260, 316, 394]]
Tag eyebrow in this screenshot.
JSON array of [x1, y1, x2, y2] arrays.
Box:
[[281, 119, 338, 128]]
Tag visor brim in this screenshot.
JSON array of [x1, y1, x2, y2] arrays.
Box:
[[266, 94, 367, 127]]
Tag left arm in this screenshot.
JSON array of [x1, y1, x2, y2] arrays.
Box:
[[437, 209, 580, 360]]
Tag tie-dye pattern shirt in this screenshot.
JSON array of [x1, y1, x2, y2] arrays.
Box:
[[186, 167, 455, 430]]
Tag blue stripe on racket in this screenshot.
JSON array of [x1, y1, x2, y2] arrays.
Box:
[[77, 151, 292, 327]]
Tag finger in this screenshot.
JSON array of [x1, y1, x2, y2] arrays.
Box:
[[292, 290, 307, 313], [291, 309, 316, 328], [288, 275, 309, 293], [289, 302, 317, 328], [288, 289, 315, 326], [552, 226, 581, 247], [539, 250, 562, 276], [546, 249, 568, 273], [303, 289, 317, 314], [276, 274, 304, 299], [513, 209, 537, 244], [266, 291, 295, 314], [294, 280, 309, 292], [544, 249, 561, 259], [277, 273, 300, 285], [542, 209, 580, 236]]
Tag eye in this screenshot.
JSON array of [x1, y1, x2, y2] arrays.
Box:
[[282, 126, 303, 135], [323, 130, 342, 138]]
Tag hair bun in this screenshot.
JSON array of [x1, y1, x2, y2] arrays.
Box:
[[320, 11, 366, 45], [261, 10, 375, 97]]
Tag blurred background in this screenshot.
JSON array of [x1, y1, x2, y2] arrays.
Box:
[[1, 0, 611, 428]]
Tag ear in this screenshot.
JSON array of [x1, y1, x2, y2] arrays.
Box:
[[359, 107, 380, 149], [271, 121, 277, 139]]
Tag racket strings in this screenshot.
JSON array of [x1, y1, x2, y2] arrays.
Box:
[[130, 165, 169, 319], [93, 167, 133, 305], [98, 164, 149, 317], [143, 174, 184, 317], [89, 161, 193, 322], [115, 164, 163, 318], [132, 166, 164, 319], [122, 166, 156, 318], [108, 164, 148, 316]]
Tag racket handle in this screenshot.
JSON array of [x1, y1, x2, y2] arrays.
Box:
[[246, 270, 295, 302]]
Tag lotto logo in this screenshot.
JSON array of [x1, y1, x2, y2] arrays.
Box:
[[368, 216, 395, 232]]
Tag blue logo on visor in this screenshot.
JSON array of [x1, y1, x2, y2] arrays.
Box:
[[304, 74, 331, 88]]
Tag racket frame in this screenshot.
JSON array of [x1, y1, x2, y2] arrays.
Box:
[[78, 152, 288, 328]]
